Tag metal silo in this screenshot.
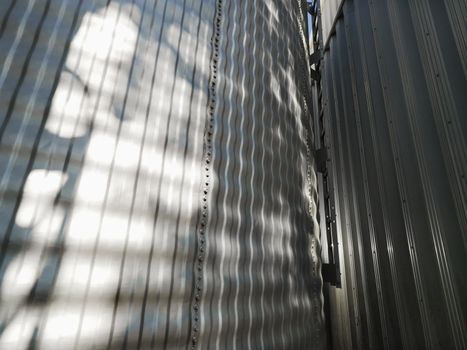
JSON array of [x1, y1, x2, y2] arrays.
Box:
[[0, 0, 324, 348]]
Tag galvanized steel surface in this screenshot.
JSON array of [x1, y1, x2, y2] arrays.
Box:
[[198, 0, 325, 348], [316, 0, 467, 349], [0, 0, 324, 349]]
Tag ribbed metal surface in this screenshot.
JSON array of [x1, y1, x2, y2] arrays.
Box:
[[319, 0, 343, 47], [0, 0, 324, 349], [198, 0, 325, 348], [316, 0, 467, 349]]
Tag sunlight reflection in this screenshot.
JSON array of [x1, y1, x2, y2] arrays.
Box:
[[15, 170, 68, 235], [46, 4, 139, 139]]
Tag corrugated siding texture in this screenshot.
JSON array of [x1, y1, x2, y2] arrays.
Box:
[[318, 0, 467, 349], [0, 0, 324, 349], [198, 0, 325, 348]]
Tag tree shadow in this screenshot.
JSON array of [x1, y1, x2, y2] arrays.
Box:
[[0, 0, 212, 348]]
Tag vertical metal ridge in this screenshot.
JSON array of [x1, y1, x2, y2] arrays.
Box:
[[220, 0, 237, 344], [0, 0, 16, 38], [231, 1, 253, 348], [318, 0, 467, 349], [408, 2, 466, 348], [257, 2, 269, 346], [245, 0, 259, 347], [74, 1, 140, 346], [409, 0, 467, 250], [324, 48, 353, 350], [278, 55, 292, 345], [217, 0, 240, 346], [340, 8, 376, 349], [0, 0, 41, 96], [105, 0, 158, 346], [0, 0, 52, 268], [442, 0, 467, 77], [383, 3, 441, 349], [0, 0, 82, 271], [338, 16, 377, 349], [350, 2, 390, 347], [363, 1, 425, 349], [268, 2, 283, 347], [332, 20, 363, 350]]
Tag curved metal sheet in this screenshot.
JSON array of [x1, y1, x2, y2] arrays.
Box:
[[0, 0, 324, 349]]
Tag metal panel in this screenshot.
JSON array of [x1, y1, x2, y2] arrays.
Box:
[[319, 0, 344, 48], [197, 0, 325, 348], [0, 0, 325, 349], [315, 0, 467, 349]]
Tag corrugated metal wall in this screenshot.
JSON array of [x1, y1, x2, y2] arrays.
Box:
[[315, 0, 467, 349], [0, 0, 324, 349], [198, 0, 326, 348]]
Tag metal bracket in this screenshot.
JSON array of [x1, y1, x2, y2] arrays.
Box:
[[315, 147, 327, 173], [309, 50, 322, 65], [310, 68, 320, 81], [307, 1, 315, 16], [322, 263, 338, 286]]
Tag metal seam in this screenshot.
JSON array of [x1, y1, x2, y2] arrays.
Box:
[[189, 0, 222, 348]]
